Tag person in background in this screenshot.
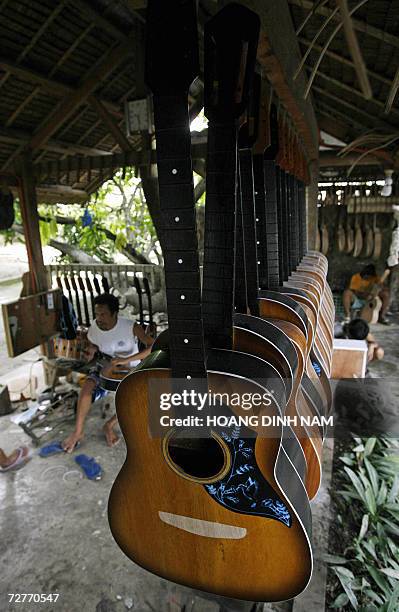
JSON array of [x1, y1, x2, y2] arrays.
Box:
[[62, 293, 154, 452], [344, 318, 384, 363], [342, 264, 391, 325]]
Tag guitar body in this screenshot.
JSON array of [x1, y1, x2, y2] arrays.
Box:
[[109, 351, 312, 602], [360, 296, 382, 325]]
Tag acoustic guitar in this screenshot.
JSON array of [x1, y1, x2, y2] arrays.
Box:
[[109, 2, 312, 602]]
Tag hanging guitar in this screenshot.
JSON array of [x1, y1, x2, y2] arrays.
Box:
[[109, 1, 312, 602]]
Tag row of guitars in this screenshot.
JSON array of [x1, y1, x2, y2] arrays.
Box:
[[108, 1, 334, 604]]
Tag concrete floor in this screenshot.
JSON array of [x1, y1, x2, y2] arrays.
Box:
[[1, 288, 397, 611]]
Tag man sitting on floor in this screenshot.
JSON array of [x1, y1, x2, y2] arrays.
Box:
[[345, 318, 384, 363], [62, 293, 154, 452], [342, 264, 391, 325]]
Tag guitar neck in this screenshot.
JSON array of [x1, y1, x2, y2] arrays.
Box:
[[278, 168, 293, 278], [202, 123, 238, 351], [153, 93, 207, 379], [263, 158, 280, 290], [238, 148, 259, 315], [235, 165, 249, 314]]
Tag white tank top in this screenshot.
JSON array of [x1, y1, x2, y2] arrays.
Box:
[[87, 317, 140, 367]]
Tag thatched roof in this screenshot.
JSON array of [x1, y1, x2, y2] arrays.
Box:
[[1, 0, 397, 202]]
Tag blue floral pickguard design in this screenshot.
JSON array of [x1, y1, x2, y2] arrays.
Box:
[[204, 428, 291, 528]]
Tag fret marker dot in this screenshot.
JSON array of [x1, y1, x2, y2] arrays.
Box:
[[175, 216, 180, 222], [180, 295, 185, 300], [256, 218, 259, 222], [257, 241, 260, 245], [178, 258, 183, 264], [184, 338, 189, 344], [257, 261, 261, 265], [172, 168, 178, 175], [186, 375, 191, 380]]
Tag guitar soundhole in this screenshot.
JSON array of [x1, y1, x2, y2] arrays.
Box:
[[164, 430, 230, 483]]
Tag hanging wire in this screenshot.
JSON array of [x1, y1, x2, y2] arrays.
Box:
[[294, 3, 340, 80], [347, 133, 399, 176], [295, 0, 330, 36], [303, 0, 370, 100]]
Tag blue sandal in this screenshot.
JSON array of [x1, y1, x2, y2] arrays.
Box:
[[74, 454, 102, 480], [39, 441, 65, 457]]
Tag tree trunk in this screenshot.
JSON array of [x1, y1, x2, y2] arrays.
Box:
[[38, 215, 151, 265], [13, 224, 100, 264]]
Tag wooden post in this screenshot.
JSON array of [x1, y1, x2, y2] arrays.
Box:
[[17, 151, 48, 293]]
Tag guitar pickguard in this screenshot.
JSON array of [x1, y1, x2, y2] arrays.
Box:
[[205, 429, 291, 527]]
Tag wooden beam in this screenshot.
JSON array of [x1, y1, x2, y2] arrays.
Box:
[[17, 1, 68, 65], [69, 0, 129, 42], [385, 68, 399, 115], [298, 37, 393, 88], [316, 99, 374, 132], [0, 58, 122, 116], [335, 0, 372, 99], [6, 177, 89, 198], [89, 96, 132, 151], [31, 138, 207, 180], [0, 126, 113, 157], [312, 84, 397, 132], [224, 0, 318, 159], [319, 151, 392, 167], [28, 39, 134, 152], [289, 0, 399, 49], [16, 152, 48, 292], [310, 68, 399, 122]]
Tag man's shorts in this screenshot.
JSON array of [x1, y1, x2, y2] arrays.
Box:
[[87, 366, 108, 402]]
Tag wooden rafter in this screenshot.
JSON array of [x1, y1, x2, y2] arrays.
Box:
[[0, 126, 113, 157], [385, 68, 399, 115], [316, 101, 373, 133], [298, 37, 394, 89], [289, 0, 399, 49], [18, 1, 69, 65], [28, 39, 135, 152], [89, 96, 132, 152], [319, 151, 392, 167], [0, 0, 69, 95], [32, 139, 207, 181], [310, 69, 399, 123], [69, 0, 130, 42], [313, 86, 394, 131], [0, 59, 122, 116], [335, 0, 372, 99]]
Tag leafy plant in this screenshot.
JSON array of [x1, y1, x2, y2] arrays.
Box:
[[327, 436, 399, 611]]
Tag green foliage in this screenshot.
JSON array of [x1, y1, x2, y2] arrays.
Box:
[[327, 436, 399, 611], [0, 171, 159, 264]]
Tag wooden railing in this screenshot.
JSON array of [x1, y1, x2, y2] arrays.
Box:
[[46, 263, 163, 294]]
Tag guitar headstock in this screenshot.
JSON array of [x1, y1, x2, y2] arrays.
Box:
[[145, 0, 200, 95], [204, 3, 260, 122]]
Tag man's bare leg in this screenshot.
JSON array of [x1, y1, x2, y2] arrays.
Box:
[[0, 447, 29, 468], [342, 289, 354, 319], [62, 378, 96, 453], [103, 415, 119, 447]]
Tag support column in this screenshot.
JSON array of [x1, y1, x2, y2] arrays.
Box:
[[17, 151, 48, 293]]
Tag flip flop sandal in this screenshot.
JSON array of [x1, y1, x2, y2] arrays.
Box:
[[74, 454, 102, 480], [39, 441, 65, 457], [0, 447, 30, 472]]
